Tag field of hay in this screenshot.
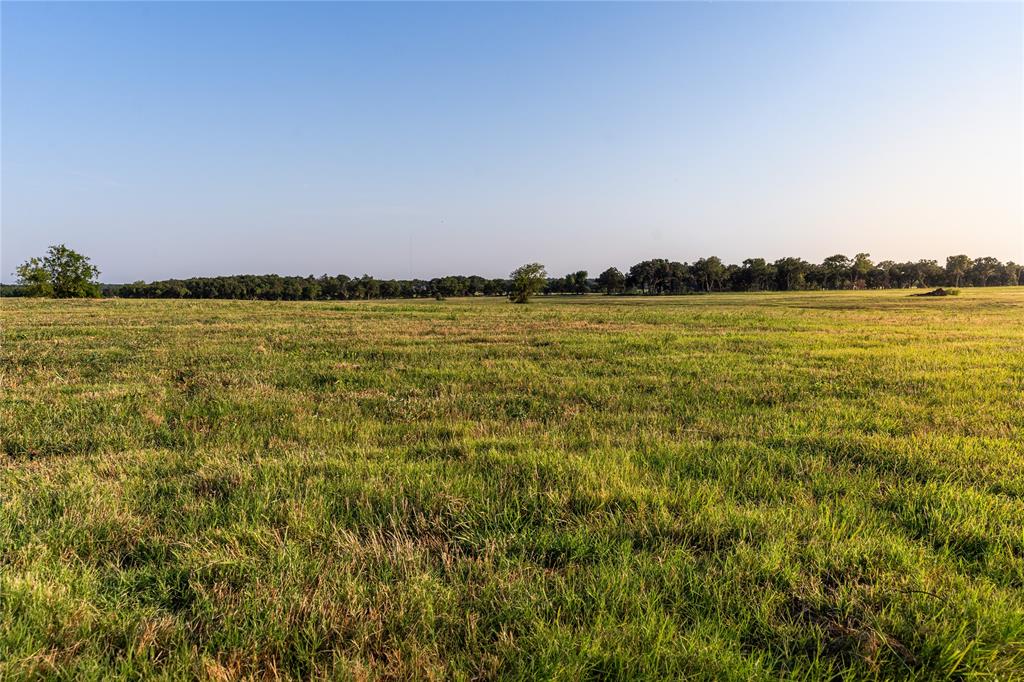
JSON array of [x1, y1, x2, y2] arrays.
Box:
[[2, 289, 1022, 679]]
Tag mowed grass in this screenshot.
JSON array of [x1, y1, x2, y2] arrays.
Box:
[[1, 289, 1022, 680]]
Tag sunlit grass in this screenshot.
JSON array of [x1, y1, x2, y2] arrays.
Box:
[[2, 289, 1022, 679]]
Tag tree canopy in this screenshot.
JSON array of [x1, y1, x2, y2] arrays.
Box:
[[508, 263, 548, 304], [15, 244, 100, 298]]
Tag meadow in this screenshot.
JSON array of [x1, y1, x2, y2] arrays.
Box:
[[1, 289, 1022, 680]]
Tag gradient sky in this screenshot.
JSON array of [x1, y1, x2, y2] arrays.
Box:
[[2, 2, 1021, 282]]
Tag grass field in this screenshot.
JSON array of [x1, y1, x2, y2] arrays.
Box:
[[2, 289, 1022, 680]]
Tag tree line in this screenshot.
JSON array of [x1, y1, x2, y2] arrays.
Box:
[[7, 245, 1022, 300], [95, 254, 1024, 299]]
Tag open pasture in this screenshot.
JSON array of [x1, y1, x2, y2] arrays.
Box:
[[2, 289, 1022, 679]]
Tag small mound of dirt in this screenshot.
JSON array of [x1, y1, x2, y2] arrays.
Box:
[[912, 288, 951, 297]]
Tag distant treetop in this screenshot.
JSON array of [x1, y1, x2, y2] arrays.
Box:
[[15, 244, 100, 298]]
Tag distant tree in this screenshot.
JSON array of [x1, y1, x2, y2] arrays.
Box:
[[626, 260, 655, 294], [334, 274, 353, 299], [379, 280, 402, 298], [597, 267, 626, 294], [945, 255, 972, 287], [567, 270, 589, 294], [773, 257, 809, 291], [724, 263, 740, 290], [692, 256, 727, 292], [821, 254, 852, 289], [738, 258, 776, 291], [363, 275, 380, 299], [627, 259, 664, 294], [282, 278, 303, 300], [916, 260, 945, 288], [355, 275, 380, 300], [48, 245, 101, 297], [162, 283, 190, 298], [889, 261, 918, 288], [483, 278, 507, 296], [545, 275, 570, 295], [969, 257, 1000, 287], [867, 262, 893, 289], [851, 253, 873, 287], [301, 277, 322, 300], [1000, 262, 1022, 286], [14, 257, 54, 297], [466, 275, 486, 295], [433, 276, 464, 298], [16, 244, 100, 298], [508, 263, 547, 304]]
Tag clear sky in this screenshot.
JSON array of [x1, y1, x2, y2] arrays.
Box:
[[2, 2, 1021, 282]]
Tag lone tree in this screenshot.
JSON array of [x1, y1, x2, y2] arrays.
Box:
[[508, 263, 547, 304], [16, 244, 100, 298]]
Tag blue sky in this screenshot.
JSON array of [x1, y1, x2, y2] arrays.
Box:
[[2, 2, 1021, 282]]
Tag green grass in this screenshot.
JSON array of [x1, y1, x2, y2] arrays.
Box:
[[2, 289, 1022, 680]]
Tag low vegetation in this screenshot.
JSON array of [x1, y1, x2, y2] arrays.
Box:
[[2, 289, 1022, 679]]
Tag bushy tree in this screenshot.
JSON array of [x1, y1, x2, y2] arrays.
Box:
[[737, 258, 776, 291], [999, 262, 1022, 286], [14, 257, 54, 297], [692, 256, 726, 292], [626, 260, 657, 294], [16, 244, 100, 298], [774, 257, 809, 290], [596, 267, 625, 294], [851, 253, 873, 287], [508, 263, 547, 304], [970, 257, 1000, 287], [567, 270, 589, 294], [627, 259, 690, 294], [946, 255, 972, 287], [916, 259, 945, 287], [483, 278, 507, 296], [821, 254, 852, 289]]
